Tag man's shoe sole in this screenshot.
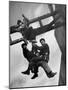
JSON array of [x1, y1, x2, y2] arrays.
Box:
[[48, 72, 57, 78], [31, 75, 38, 79], [21, 72, 30, 75]]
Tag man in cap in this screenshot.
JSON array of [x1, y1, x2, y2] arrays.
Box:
[[37, 38, 57, 78], [29, 38, 57, 78], [21, 39, 39, 78], [10, 20, 23, 34]]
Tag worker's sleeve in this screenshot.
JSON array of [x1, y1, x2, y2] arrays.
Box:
[[34, 45, 42, 50], [46, 44, 50, 55]]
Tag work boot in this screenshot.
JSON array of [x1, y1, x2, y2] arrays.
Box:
[[47, 71, 57, 78], [31, 74, 38, 79], [21, 70, 30, 75]]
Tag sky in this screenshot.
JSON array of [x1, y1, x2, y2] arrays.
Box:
[[9, 1, 61, 88]]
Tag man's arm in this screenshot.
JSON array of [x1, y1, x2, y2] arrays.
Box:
[[33, 44, 42, 50], [46, 44, 50, 55]]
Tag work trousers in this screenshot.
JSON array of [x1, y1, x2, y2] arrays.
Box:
[[29, 56, 51, 74]]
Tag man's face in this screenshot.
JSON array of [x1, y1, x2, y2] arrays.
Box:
[[40, 40, 45, 45]]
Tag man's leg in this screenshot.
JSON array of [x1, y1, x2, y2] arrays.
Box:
[[31, 64, 38, 79], [30, 56, 43, 79], [21, 64, 30, 75], [30, 57, 42, 79], [38, 61, 57, 78], [21, 61, 37, 75], [21, 59, 33, 75], [21, 58, 38, 77]]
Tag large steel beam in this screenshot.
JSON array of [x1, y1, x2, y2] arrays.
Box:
[[10, 10, 59, 35], [27, 10, 58, 25], [10, 38, 24, 45], [10, 22, 65, 46]]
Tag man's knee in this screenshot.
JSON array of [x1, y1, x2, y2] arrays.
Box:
[[38, 61, 48, 67]]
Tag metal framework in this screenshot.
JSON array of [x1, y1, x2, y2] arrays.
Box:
[[10, 7, 65, 46]]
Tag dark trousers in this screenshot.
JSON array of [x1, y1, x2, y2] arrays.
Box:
[[29, 62, 38, 74], [28, 56, 51, 75]]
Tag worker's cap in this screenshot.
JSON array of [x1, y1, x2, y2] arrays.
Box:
[[17, 20, 23, 25]]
